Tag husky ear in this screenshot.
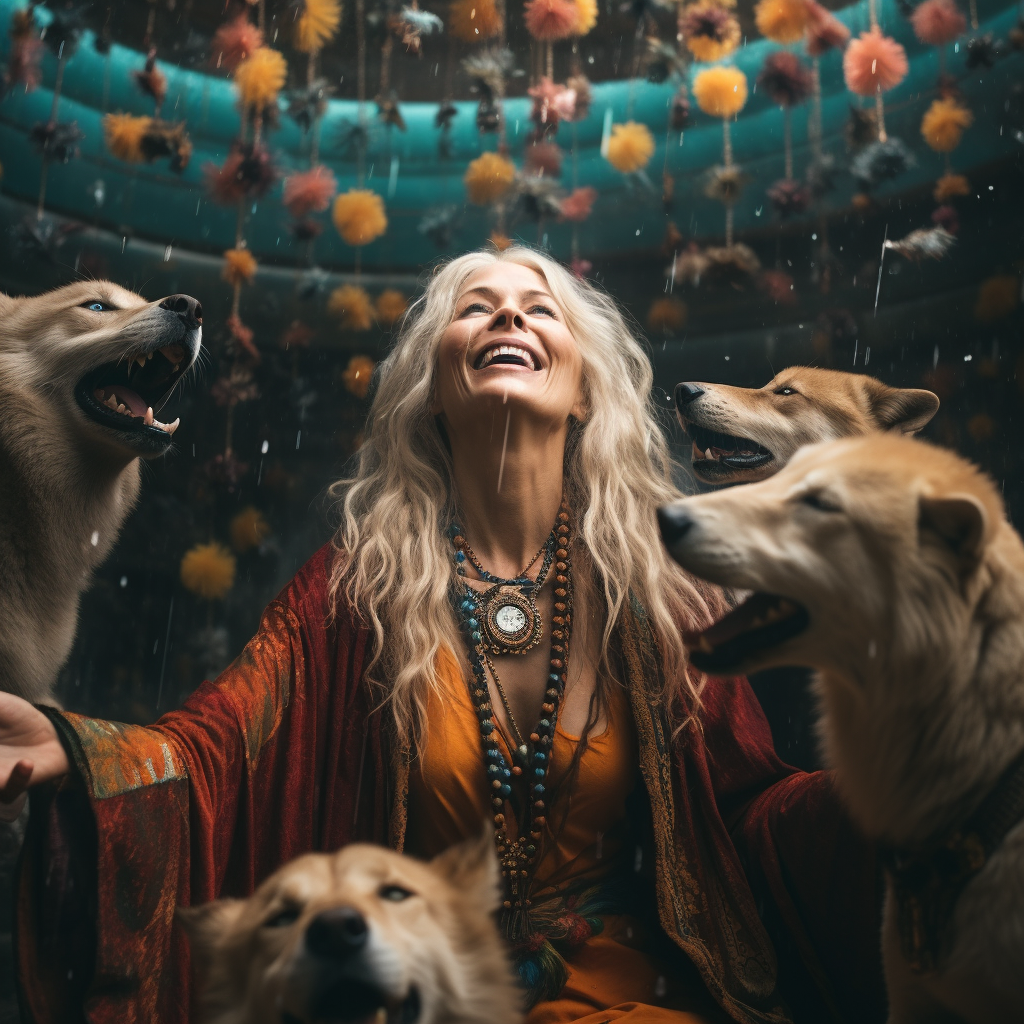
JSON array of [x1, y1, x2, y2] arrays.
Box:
[[870, 384, 940, 435], [918, 493, 989, 573], [430, 824, 502, 913], [176, 898, 244, 957]]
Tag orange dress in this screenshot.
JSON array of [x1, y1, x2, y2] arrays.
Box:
[[407, 652, 727, 1024]]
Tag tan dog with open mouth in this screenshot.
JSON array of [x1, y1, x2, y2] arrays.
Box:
[[659, 435, 1024, 1023], [0, 281, 202, 704], [178, 831, 522, 1024], [674, 367, 939, 485]]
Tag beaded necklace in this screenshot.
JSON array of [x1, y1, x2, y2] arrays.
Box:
[[448, 499, 573, 942]]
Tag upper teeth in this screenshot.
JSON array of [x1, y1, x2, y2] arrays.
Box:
[[92, 389, 180, 435], [478, 345, 537, 370]]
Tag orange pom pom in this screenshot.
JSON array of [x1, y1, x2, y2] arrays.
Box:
[[559, 186, 597, 221], [605, 121, 655, 173], [222, 248, 258, 286], [464, 151, 517, 204], [329, 286, 374, 332], [449, 0, 502, 42], [211, 15, 263, 71], [975, 275, 1019, 323], [647, 297, 687, 333], [283, 165, 337, 218], [180, 543, 236, 600], [843, 28, 908, 96], [573, 0, 598, 34], [693, 65, 748, 118], [375, 289, 408, 326], [754, 0, 809, 43], [342, 354, 377, 396], [103, 113, 151, 162], [332, 189, 388, 246], [230, 507, 271, 553], [912, 0, 965, 45], [681, 4, 741, 62], [933, 172, 970, 202], [234, 47, 288, 108], [294, 0, 342, 52], [524, 0, 579, 41], [489, 231, 514, 250], [921, 97, 972, 152]]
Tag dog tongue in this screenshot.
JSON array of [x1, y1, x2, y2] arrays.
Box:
[[98, 386, 148, 418]]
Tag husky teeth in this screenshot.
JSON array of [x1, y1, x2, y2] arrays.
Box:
[[145, 407, 154, 426]]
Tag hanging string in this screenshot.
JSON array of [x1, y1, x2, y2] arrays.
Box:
[[783, 106, 793, 179], [723, 118, 733, 247], [36, 48, 67, 220]]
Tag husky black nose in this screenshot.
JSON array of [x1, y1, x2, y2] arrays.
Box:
[[159, 293, 203, 326], [657, 505, 694, 547], [675, 383, 704, 408], [306, 907, 368, 959]]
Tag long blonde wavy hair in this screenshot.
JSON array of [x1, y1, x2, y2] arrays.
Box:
[[330, 246, 723, 745]]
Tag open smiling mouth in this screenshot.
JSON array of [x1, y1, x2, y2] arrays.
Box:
[[682, 421, 774, 479], [473, 343, 538, 371], [74, 342, 195, 448], [284, 981, 421, 1024], [683, 592, 809, 674]]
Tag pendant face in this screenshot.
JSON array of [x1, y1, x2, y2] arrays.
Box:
[[482, 585, 542, 655]]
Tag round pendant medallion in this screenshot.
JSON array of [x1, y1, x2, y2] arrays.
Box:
[[482, 585, 542, 655]]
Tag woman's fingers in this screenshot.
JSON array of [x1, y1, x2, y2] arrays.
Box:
[[0, 760, 34, 804]]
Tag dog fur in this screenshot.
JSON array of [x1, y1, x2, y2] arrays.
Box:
[[0, 281, 201, 703], [178, 832, 522, 1024], [674, 367, 939, 485], [660, 435, 1024, 1023]]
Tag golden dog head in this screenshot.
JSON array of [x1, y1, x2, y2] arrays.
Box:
[[674, 367, 938, 485], [0, 280, 202, 460], [178, 832, 521, 1024]]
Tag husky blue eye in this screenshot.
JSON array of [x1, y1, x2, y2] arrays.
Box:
[[83, 301, 113, 312], [380, 885, 413, 902]]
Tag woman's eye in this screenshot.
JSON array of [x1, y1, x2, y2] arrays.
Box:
[[528, 305, 556, 317], [82, 301, 113, 312], [380, 884, 414, 902], [459, 303, 489, 317], [263, 905, 302, 928]]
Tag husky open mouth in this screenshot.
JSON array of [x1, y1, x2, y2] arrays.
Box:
[[684, 592, 809, 674], [284, 981, 421, 1024], [74, 337, 198, 453], [681, 420, 775, 481]]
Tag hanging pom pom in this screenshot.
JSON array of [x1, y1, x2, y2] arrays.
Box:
[[605, 121, 655, 173], [974, 275, 1020, 323], [843, 28, 908, 96], [692, 65, 748, 118], [680, 4, 741, 62], [104, 112, 151, 162], [449, 0, 502, 42], [884, 226, 954, 260], [180, 543, 236, 600], [931, 203, 959, 234], [525, 140, 563, 176], [767, 177, 811, 216], [211, 15, 263, 71], [920, 96, 972, 151], [559, 186, 597, 221], [132, 49, 167, 108], [851, 137, 915, 189], [329, 286, 374, 331], [5, 8, 43, 93], [754, 0, 809, 44], [911, 0, 965, 46], [294, 0, 342, 52], [464, 151, 517, 204], [759, 269, 797, 304], [704, 164, 748, 203], [283, 165, 338, 218], [647, 296, 687, 332], [234, 47, 288, 109], [332, 189, 388, 245], [524, 0, 579, 42], [230, 507, 271, 553], [204, 143, 278, 204], [804, 1, 850, 55], [573, 0, 598, 35], [702, 244, 761, 287], [222, 248, 258, 286], [757, 51, 813, 106], [489, 231, 514, 250], [342, 354, 377, 395], [933, 171, 969, 201], [375, 290, 408, 326]]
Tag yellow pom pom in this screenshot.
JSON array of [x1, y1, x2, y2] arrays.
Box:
[[686, 31, 740, 62], [375, 289, 408, 327], [294, 0, 342, 52], [605, 121, 655, 173], [222, 248, 258, 286], [573, 0, 598, 34], [449, 0, 502, 42], [693, 65, 748, 118], [342, 354, 377, 397], [180, 543, 236, 600], [234, 47, 288, 109], [230, 507, 271, 553], [647, 297, 687, 333], [329, 285, 374, 332], [754, 0, 809, 43], [104, 113, 151, 162], [921, 97, 972, 153], [464, 152, 517, 204], [332, 189, 388, 246]]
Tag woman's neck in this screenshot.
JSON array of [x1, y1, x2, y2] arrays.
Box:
[[448, 406, 568, 579]]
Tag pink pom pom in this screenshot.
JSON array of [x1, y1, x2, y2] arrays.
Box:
[[283, 165, 338, 218], [211, 15, 263, 72], [524, 0, 579, 41], [525, 141, 563, 176], [559, 186, 597, 222], [843, 27, 908, 96], [757, 51, 813, 106], [804, 1, 850, 56], [911, 0, 966, 46]]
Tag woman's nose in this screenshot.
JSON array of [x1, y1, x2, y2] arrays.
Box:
[[488, 306, 526, 331]]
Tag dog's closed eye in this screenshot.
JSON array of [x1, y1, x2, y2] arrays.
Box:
[[379, 884, 414, 902], [263, 904, 303, 928], [800, 490, 842, 513]]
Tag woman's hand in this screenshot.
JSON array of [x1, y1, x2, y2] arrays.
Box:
[[0, 693, 70, 811]]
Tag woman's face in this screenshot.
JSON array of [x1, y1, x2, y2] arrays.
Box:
[[433, 263, 585, 434]]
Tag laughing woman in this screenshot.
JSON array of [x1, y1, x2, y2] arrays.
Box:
[[2, 247, 881, 1024]]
